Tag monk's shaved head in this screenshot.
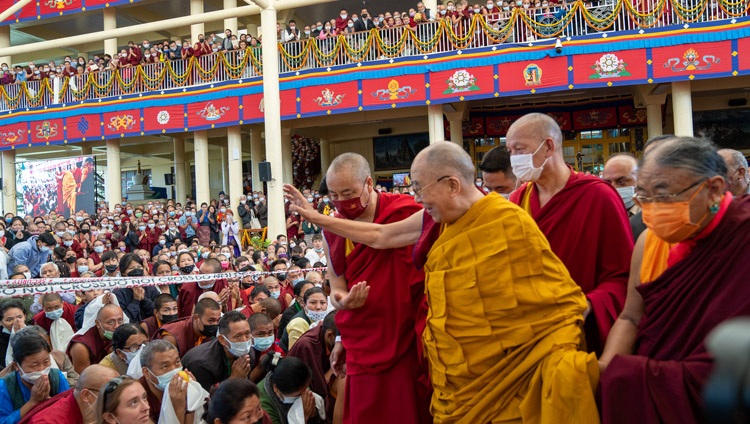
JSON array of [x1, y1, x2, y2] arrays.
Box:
[[413, 142, 476, 186], [507, 113, 563, 148], [327, 153, 370, 184], [248, 312, 273, 330], [97, 303, 123, 320], [75, 364, 119, 393], [259, 298, 282, 318]]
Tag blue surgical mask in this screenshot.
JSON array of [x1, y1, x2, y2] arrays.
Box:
[[120, 346, 143, 365], [45, 308, 63, 321], [270, 291, 281, 299], [149, 366, 182, 391], [223, 335, 253, 357], [253, 335, 275, 351]]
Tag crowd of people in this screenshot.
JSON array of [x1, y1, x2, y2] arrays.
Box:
[[0, 113, 748, 423]]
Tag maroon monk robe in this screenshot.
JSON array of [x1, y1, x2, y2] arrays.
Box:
[[177, 279, 228, 318], [154, 316, 203, 356], [19, 389, 82, 424], [141, 316, 160, 338], [33, 302, 77, 334], [287, 325, 331, 405], [66, 326, 111, 365], [325, 192, 431, 424], [140, 376, 162, 424], [600, 196, 750, 424], [509, 170, 632, 353]]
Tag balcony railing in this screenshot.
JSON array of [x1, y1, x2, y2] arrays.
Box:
[[0, 0, 745, 111]]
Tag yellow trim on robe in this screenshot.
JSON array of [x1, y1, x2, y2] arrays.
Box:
[[639, 229, 673, 285], [344, 238, 355, 257], [423, 193, 600, 424]]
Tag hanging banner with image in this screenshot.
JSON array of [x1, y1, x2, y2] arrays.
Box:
[[16, 155, 97, 218]]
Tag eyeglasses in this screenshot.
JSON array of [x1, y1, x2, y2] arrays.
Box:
[[633, 178, 705, 204], [413, 176, 451, 197]]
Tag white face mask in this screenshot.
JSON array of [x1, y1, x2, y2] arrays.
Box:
[[20, 366, 51, 384], [510, 140, 549, 183], [616, 186, 636, 208]]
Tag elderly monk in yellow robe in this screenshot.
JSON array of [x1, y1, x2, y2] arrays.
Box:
[[412, 142, 599, 424], [61, 170, 78, 215]]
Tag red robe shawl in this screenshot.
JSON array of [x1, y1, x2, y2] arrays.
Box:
[[33, 302, 77, 334], [66, 326, 110, 364], [509, 171, 632, 352], [600, 196, 750, 423], [324, 193, 424, 375], [19, 389, 83, 424], [177, 280, 228, 318], [154, 316, 200, 356]]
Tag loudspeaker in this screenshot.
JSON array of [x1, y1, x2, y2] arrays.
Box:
[[728, 98, 747, 107], [164, 174, 174, 185], [378, 128, 392, 135], [258, 162, 272, 182]]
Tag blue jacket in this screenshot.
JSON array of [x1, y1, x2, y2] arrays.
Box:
[[6, 236, 49, 278], [0, 370, 69, 424]]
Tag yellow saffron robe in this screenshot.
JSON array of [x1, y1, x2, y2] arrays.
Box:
[[61, 171, 78, 214], [423, 193, 600, 424]]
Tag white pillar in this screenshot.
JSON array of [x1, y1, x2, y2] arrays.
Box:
[[106, 139, 122, 207], [424, 0, 438, 18], [190, 0, 205, 45], [646, 104, 663, 139], [103, 8, 118, 57], [260, 5, 286, 241], [0, 26, 10, 68], [280, 126, 293, 185], [194, 130, 210, 205], [174, 138, 187, 202], [320, 138, 330, 175], [227, 126, 243, 208], [2, 150, 16, 215], [427, 104, 445, 144], [223, 0, 238, 36], [672, 81, 693, 137], [448, 120, 463, 146], [249, 127, 263, 192]]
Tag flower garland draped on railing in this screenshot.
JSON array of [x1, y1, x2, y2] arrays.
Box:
[[0, 0, 746, 110]]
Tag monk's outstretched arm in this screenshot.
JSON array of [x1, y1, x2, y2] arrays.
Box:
[[284, 184, 424, 249], [599, 231, 647, 369]]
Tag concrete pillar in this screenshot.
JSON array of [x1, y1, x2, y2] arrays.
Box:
[[79, 145, 92, 156], [227, 126, 243, 208], [671, 81, 693, 137], [223, 0, 238, 36], [174, 138, 187, 202], [280, 126, 293, 185], [2, 150, 16, 215], [448, 120, 462, 146], [424, 0, 438, 18], [260, 5, 286, 240], [194, 130, 210, 205], [319, 138, 330, 176], [106, 139, 121, 207], [190, 0, 205, 45], [103, 8, 118, 57], [249, 127, 263, 191], [0, 26, 10, 68], [427, 104, 445, 144], [646, 104, 663, 139], [247, 23, 259, 39], [220, 146, 228, 194]]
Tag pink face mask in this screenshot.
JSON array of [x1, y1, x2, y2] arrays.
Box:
[[332, 182, 370, 220]]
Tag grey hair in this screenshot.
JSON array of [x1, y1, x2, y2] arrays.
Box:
[[643, 136, 727, 180], [41, 262, 59, 272], [327, 153, 371, 184], [718, 149, 749, 173], [140, 339, 177, 369], [12, 325, 49, 342]]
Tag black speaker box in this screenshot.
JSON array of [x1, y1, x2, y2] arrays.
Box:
[[258, 162, 272, 182]]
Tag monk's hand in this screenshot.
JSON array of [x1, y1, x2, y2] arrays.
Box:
[[333, 282, 370, 310], [30, 374, 50, 404], [330, 341, 346, 377], [230, 355, 251, 378], [102, 292, 114, 305], [218, 287, 231, 306], [302, 390, 316, 420], [12, 317, 25, 333], [168, 373, 188, 415]]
